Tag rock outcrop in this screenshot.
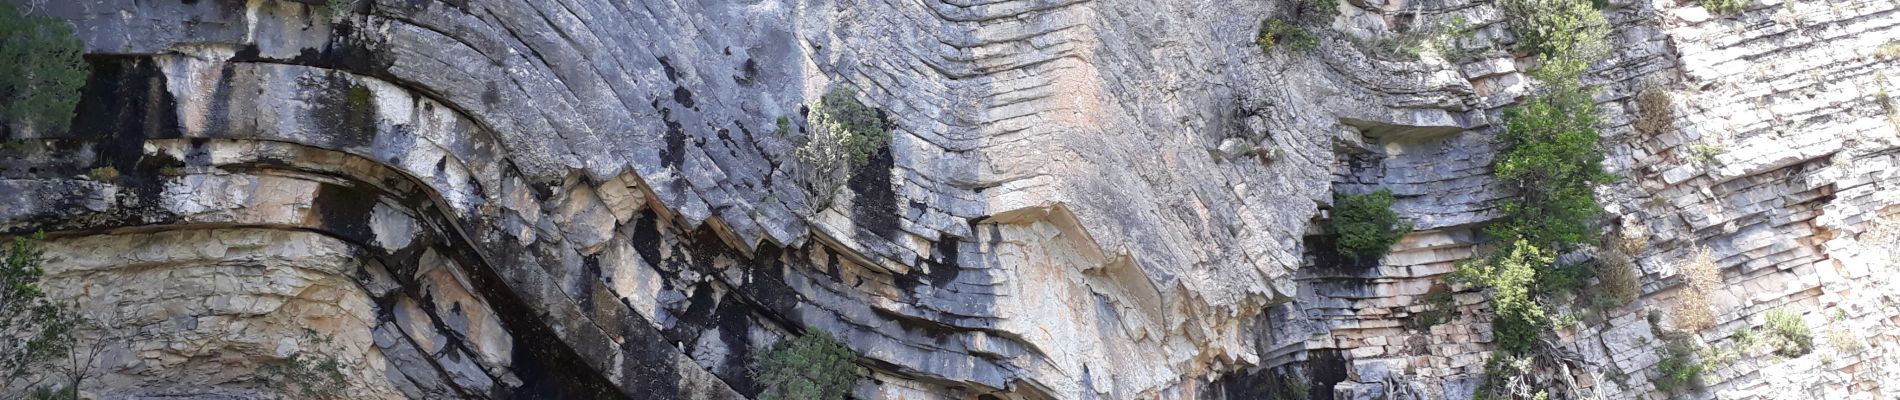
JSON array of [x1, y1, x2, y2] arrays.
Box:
[[0, 0, 1896, 399]]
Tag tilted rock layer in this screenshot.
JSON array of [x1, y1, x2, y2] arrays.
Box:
[[0, 0, 1895, 398]]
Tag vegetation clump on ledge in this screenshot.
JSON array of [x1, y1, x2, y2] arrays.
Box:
[[754, 328, 864, 400], [1699, 0, 1748, 16], [1255, 0, 1336, 54], [1331, 188, 1411, 262], [1257, 19, 1318, 53], [793, 87, 891, 212]]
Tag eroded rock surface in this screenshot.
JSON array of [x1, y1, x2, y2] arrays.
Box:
[[0, 0, 1896, 399]]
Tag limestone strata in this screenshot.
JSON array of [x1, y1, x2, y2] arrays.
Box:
[[2, 0, 1898, 398]]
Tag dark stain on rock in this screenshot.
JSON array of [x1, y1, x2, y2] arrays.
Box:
[[631, 210, 666, 268], [482, 82, 502, 107], [848, 145, 900, 240], [310, 74, 380, 150], [734, 58, 759, 86], [423, 221, 637, 400], [69, 56, 184, 207], [1205, 365, 1319, 400], [228, 23, 393, 80], [1307, 349, 1348, 400], [657, 56, 679, 82], [72, 56, 182, 143], [1302, 235, 1380, 277], [927, 237, 962, 284], [670, 281, 721, 342], [714, 299, 759, 394], [659, 107, 688, 169], [311, 183, 379, 245], [320, 22, 396, 76], [672, 86, 696, 108]]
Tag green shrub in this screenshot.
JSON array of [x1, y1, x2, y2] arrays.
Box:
[[0, 4, 90, 135], [755, 328, 864, 400], [1594, 249, 1641, 308], [1537, 261, 1591, 296], [774, 116, 794, 137], [1828, 328, 1864, 352], [1433, 17, 1483, 61], [1407, 289, 1458, 329], [1498, 0, 1609, 61], [794, 87, 891, 211], [1653, 338, 1706, 394], [85, 166, 117, 182], [1354, 34, 1428, 61], [0, 233, 83, 393], [1332, 189, 1411, 261], [1700, 0, 1748, 15], [1486, 89, 1613, 251], [1764, 308, 1812, 357], [1689, 143, 1722, 165], [1455, 239, 1551, 353], [1257, 19, 1318, 53], [1473, 354, 1535, 400]]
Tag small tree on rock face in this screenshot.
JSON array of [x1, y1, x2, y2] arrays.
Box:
[[1332, 188, 1412, 262], [0, 233, 82, 395], [754, 328, 864, 400], [1454, 239, 1552, 353], [1486, 89, 1614, 251], [794, 87, 891, 213], [0, 4, 89, 136]]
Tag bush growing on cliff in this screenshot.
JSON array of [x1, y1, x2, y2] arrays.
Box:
[[1671, 247, 1719, 332], [1763, 308, 1812, 357], [1406, 289, 1459, 329], [794, 87, 890, 212], [1633, 87, 1675, 137], [1653, 337, 1707, 394], [1257, 19, 1318, 53], [1499, 0, 1609, 62], [756, 328, 863, 400], [1699, 0, 1748, 15], [1487, 89, 1614, 251], [1332, 189, 1411, 261], [0, 4, 90, 136], [1454, 239, 1552, 353], [1473, 353, 1539, 400], [0, 233, 83, 394], [1593, 249, 1641, 309]]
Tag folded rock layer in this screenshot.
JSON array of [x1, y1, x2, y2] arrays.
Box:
[[1, 0, 1897, 399]]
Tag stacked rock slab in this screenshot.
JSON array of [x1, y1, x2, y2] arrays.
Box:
[[2, 0, 1898, 399], [1261, 0, 1900, 398]]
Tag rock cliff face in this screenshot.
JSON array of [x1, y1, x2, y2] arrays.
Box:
[[1, 0, 1897, 399]]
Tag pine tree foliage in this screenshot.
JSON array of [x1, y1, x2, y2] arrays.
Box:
[[755, 328, 864, 400]]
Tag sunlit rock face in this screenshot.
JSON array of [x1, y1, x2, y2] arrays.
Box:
[[1, 0, 1897, 398]]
